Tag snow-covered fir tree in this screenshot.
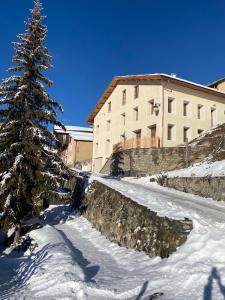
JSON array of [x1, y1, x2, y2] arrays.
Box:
[[0, 0, 70, 240]]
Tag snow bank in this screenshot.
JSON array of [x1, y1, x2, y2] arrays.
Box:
[[1, 179, 225, 299], [94, 175, 225, 222], [164, 159, 225, 178]]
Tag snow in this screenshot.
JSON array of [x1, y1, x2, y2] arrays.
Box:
[[2, 76, 19, 85], [13, 154, 23, 168], [1, 177, 225, 299], [0, 206, 161, 300], [54, 125, 93, 142], [4, 194, 12, 209], [18, 84, 28, 90], [93, 174, 225, 222], [54, 125, 93, 133], [1, 172, 12, 187], [161, 159, 225, 178], [70, 132, 93, 142], [120, 73, 225, 96], [0, 212, 4, 220], [0, 133, 9, 138], [7, 226, 16, 238]]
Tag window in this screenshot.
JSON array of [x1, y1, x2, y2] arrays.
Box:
[[197, 104, 203, 119], [183, 101, 189, 116], [134, 85, 139, 99], [168, 98, 174, 113], [211, 108, 216, 127], [134, 107, 138, 121], [121, 113, 126, 126], [134, 129, 141, 147], [167, 124, 174, 141], [149, 125, 157, 147], [183, 127, 189, 143], [148, 100, 154, 115], [106, 139, 110, 153], [198, 129, 204, 135], [122, 90, 126, 105], [107, 120, 111, 131], [108, 102, 111, 113]]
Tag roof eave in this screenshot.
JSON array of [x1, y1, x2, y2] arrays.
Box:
[[87, 74, 225, 125]]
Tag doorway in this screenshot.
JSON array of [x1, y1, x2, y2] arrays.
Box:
[[134, 129, 142, 148], [149, 125, 157, 147]]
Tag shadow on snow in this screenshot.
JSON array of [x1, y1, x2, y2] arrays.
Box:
[[0, 244, 50, 299], [203, 267, 225, 300], [54, 227, 99, 283], [40, 204, 75, 226]]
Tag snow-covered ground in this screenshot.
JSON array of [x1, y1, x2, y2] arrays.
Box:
[[1, 176, 225, 299], [162, 159, 225, 178]]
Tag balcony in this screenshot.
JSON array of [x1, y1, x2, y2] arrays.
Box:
[[113, 136, 161, 151]]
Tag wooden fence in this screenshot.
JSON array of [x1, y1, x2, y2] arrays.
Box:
[[113, 136, 161, 152]]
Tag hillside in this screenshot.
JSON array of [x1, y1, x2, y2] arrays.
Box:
[[189, 122, 225, 162]]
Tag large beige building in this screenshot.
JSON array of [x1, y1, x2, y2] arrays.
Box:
[[87, 74, 225, 172]]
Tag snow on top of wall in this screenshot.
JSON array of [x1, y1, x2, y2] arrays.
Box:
[[54, 125, 93, 133], [164, 159, 225, 178], [54, 125, 93, 141], [70, 132, 93, 142]]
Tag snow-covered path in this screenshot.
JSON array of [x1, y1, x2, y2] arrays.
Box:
[[94, 175, 225, 223], [0, 207, 163, 300], [1, 176, 225, 299]]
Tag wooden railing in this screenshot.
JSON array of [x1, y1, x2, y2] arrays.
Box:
[[113, 136, 161, 152]]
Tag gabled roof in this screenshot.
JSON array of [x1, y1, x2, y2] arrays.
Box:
[[54, 125, 93, 142], [70, 132, 93, 142], [54, 125, 93, 133], [87, 73, 225, 124], [208, 77, 225, 88]]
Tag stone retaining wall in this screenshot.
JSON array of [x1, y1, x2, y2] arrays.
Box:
[[100, 146, 211, 176], [81, 180, 193, 258], [158, 176, 225, 201]]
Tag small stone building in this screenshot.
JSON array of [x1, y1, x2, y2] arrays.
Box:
[[54, 125, 93, 169]]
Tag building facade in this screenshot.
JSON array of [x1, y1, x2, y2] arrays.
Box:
[[87, 74, 225, 172], [54, 126, 93, 168]]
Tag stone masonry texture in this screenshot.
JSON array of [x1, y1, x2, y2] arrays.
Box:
[[158, 176, 225, 201], [81, 180, 193, 258], [101, 146, 211, 176]]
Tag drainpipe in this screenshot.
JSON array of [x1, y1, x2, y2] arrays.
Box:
[[161, 78, 171, 147], [161, 80, 165, 147]]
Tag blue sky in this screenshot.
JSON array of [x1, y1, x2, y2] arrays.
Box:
[[0, 0, 225, 126]]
